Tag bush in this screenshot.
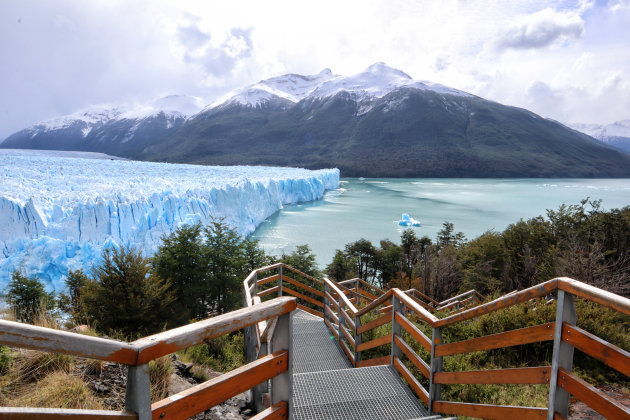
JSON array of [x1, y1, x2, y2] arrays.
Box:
[[0, 346, 14, 374]]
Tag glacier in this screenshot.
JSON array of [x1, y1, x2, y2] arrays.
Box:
[[0, 149, 339, 291]]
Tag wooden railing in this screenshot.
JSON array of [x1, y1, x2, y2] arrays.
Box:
[[321, 276, 630, 420], [0, 296, 296, 420]]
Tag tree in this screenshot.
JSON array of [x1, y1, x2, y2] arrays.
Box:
[[326, 249, 349, 281], [204, 221, 248, 315], [6, 272, 54, 324], [436, 221, 466, 249], [82, 246, 174, 336], [58, 270, 90, 324], [280, 245, 320, 278], [344, 239, 379, 285], [153, 223, 207, 324]]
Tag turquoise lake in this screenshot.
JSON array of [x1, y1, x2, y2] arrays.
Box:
[[251, 178, 630, 269]]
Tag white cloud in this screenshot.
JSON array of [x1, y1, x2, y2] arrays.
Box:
[[494, 8, 584, 50]]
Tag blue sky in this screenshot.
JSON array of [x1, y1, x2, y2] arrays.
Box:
[[1, 0, 628, 139]]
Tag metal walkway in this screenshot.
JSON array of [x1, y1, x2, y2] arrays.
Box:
[[290, 310, 449, 420]]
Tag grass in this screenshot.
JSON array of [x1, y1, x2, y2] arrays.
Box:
[[13, 371, 104, 410]]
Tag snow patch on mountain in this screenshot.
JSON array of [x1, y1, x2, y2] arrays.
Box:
[[0, 149, 339, 291], [571, 120, 630, 140], [210, 62, 472, 110]]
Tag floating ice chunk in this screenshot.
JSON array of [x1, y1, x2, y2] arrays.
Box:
[[398, 213, 421, 227]]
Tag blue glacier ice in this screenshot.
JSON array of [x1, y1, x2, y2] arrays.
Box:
[[0, 149, 339, 291]]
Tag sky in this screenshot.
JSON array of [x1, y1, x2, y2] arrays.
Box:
[[1, 0, 629, 139]]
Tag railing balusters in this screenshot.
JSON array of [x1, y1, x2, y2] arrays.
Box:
[[548, 290, 577, 420]]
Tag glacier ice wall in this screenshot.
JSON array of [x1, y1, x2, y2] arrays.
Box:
[[0, 150, 339, 291]]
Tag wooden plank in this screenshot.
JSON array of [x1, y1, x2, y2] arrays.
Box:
[[257, 274, 280, 286], [558, 277, 630, 317], [411, 289, 440, 306], [433, 401, 547, 419], [258, 285, 280, 298], [340, 324, 355, 350], [357, 334, 391, 352], [249, 401, 288, 420], [553, 413, 568, 420], [435, 322, 555, 357], [324, 317, 339, 340], [393, 356, 429, 405], [435, 279, 559, 328], [323, 278, 358, 313], [151, 351, 288, 420], [356, 355, 390, 368], [282, 264, 323, 285], [324, 291, 339, 311], [0, 319, 138, 365], [0, 408, 136, 419], [557, 368, 630, 420], [357, 313, 391, 334], [297, 303, 323, 318], [355, 289, 394, 317], [282, 275, 325, 297], [395, 290, 439, 324], [324, 305, 339, 324], [434, 366, 551, 385], [277, 287, 324, 308], [394, 334, 430, 379], [340, 337, 355, 365], [134, 297, 296, 364], [395, 311, 431, 353], [562, 323, 630, 377]]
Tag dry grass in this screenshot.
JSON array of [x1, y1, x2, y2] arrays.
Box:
[[149, 356, 172, 402], [13, 371, 104, 410]]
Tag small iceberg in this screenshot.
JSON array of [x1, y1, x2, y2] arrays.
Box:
[[398, 213, 421, 227]]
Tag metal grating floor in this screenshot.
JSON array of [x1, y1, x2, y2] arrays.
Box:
[[290, 310, 436, 420], [292, 365, 430, 420], [291, 310, 351, 374]]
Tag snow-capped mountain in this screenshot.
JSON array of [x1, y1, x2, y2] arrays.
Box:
[[0, 95, 203, 156], [4, 63, 630, 177], [210, 62, 471, 110], [570, 120, 630, 154]]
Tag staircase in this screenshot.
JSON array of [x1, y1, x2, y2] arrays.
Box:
[[291, 310, 454, 420]]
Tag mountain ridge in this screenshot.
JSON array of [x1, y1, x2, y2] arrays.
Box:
[[3, 63, 630, 177]]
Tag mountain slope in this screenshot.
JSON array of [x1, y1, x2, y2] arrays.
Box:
[[0, 95, 203, 156], [145, 83, 630, 177], [571, 120, 630, 154], [3, 64, 630, 177]]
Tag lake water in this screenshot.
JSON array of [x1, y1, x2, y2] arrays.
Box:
[[251, 179, 630, 269]]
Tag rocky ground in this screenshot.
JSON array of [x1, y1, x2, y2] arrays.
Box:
[[78, 354, 252, 419], [568, 384, 630, 419]]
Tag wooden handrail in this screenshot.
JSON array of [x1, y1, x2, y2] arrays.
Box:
[[240, 264, 630, 420]]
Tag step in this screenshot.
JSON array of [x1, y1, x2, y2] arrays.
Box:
[[292, 365, 430, 420]]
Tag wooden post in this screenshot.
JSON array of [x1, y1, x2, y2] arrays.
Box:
[[548, 291, 576, 420], [270, 312, 292, 418], [391, 295, 404, 365], [428, 327, 443, 413], [278, 266, 283, 297], [125, 364, 152, 420]]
